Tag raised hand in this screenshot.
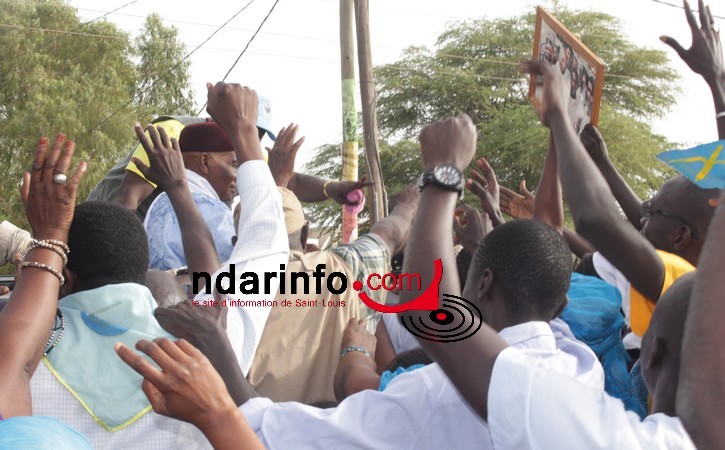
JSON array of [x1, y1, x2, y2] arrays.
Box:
[[520, 59, 568, 128], [21, 134, 87, 242], [206, 82, 258, 133], [660, 0, 723, 84], [453, 204, 487, 256], [267, 123, 305, 188], [499, 181, 534, 219], [132, 124, 186, 192], [155, 295, 228, 348], [580, 124, 609, 165], [466, 158, 505, 227], [327, 176, 374, 206], [419, 113, 477, 172]]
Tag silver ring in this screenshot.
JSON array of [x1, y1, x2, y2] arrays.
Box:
[[53, 173, 67, 184]]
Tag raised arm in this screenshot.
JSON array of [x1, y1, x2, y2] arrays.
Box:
[[532, 134, 564, 233], [580, 124, 643, 229], [661, 0, 725, 138], [133, 124, 221, 282], [522, 60, 665, 301], [0, 135, 86, 417], [398, 115, 507, 420], [677, 191, 725, 447], [367, 184, 418, 256]]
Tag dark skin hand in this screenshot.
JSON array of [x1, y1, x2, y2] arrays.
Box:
[[499, 181, 534, 219], [155, 297, 257, 407], [288, 172, 372, 206], [115, 338, 264, 450], [579, 124, 643, 230], [0, 135, 86, 417], [399, 114, 508, 421], [453, 204, 487, 257], [466, 158, 505, 228], [677, 191, 725, 447], [333, 318, 380, 400], [661, 0, 725, 139], [267, 123, 305, 189], [133, 124, 221, 283], [522, 59, 665, 301]]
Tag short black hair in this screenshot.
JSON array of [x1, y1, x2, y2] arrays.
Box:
[[472, 219, 571, 322], [67, 201, 149, 291]]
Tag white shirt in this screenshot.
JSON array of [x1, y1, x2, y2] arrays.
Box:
[[241, 321, 604, 450], [488, 347, 694, 449], [30, 160, 289, 449]]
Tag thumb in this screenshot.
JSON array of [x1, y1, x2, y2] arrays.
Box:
[[519, 180, 531, 196], [659, 36, 687, 59]]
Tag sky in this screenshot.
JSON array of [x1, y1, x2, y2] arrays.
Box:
[[70, 0, 724, 168]]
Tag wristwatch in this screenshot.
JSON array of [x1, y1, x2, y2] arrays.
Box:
[[417, 164, 465, 199]]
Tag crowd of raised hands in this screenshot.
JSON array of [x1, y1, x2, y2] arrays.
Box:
[[2, 0, 725, 448]]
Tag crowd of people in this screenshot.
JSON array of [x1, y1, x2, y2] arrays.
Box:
[[0, 0, 724, 448]]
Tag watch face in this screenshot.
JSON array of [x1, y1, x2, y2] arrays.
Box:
[[433, 165, 462, 187]]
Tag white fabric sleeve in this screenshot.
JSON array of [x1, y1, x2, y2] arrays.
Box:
[[488, 347, 694, 449], [0, 221, 31, 265]]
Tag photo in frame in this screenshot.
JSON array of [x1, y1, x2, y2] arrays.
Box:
[[530, 6, 605, 134]]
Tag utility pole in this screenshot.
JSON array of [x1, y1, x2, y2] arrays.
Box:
[[354, 0, 386, 224], [339, 0, 359, 243]]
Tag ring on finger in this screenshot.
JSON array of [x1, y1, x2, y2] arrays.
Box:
[[53, 173, 68, 184]]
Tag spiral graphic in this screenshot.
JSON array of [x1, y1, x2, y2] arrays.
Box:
[[399, 294, 482, 343]]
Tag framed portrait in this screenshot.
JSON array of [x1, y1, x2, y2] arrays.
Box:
[[530, 6, 605, 134]]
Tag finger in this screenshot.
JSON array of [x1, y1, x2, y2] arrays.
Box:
[[265, 146, 272, 153], [54, 139, 75, 179], [498, 185, 517, 202], [158, 126, 172, 150], [135, 123, 155, 154], [154, 337, 191, 363], [470, 170, 487, 188], [683, 0, 699, 33], [520, 180, 532, 196], [132, 157, 151, 179], [466, 178, 488, 200], [115, 342, 166, 386], [30, 137, 49, 181], [170, 137, 180, 153], [141, 379, 168, 415], [175, 338, 205, 359], [147, 125, 163, 151], [20, 172, 30, 205], [478, 158, 498, 186], [43, 134, 66, 177], [134, 338, 178, 372], [65, 161, 88, 199], [698, 0, 709, 30], [290, 136, 305, 155], [206, 82, 216, 104]]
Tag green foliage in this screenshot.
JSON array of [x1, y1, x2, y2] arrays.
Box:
[[0, 0, 195, 232], [304, 5, 680, 246]]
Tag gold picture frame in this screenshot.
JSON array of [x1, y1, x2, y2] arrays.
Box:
[[530, 6, 605, 133]]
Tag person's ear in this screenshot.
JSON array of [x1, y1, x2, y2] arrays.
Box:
[[60, 267, 77, 297], [199, 153, 210, 174], [552, 296, 569, 319], [672, 225, 693, 251], [478, 268, 494, 304]]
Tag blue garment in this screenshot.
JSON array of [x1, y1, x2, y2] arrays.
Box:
[[378, 364, 426, 391], [560, 273, 634, 408], [629, 360, 649, 420], [145, 172, 235, 270], [0, 416, 92, 449]]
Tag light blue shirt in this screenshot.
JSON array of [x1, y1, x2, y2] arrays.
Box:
[[144, 169, 235, 270]]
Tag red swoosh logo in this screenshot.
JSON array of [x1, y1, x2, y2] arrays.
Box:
[[354, 259, 442, 313]]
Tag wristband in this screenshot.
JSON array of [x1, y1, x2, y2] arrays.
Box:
[[323, 179, 335, 199], [340, 345, 371, 359]]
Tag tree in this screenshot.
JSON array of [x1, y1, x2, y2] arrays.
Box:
[[305, 5, 679, 245], [0, 0, 194, 272], [135, 14, 195, 118]]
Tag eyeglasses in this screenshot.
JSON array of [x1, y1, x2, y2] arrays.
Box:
[[641, 200, 696, 236]]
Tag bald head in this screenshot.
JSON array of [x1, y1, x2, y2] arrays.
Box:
[[659, 176, 720, 235]]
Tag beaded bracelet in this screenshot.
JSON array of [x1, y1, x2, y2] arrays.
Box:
[[43, 239, 70, 254], [340, 345, 371, 359], [24, 240, 68, 266], [19, 261, 65, 285]]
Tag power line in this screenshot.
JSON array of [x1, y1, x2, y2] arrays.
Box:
[[196, 0, 281, 115], [649, 0, 725, 20], [8, 0, 139, 64], [84, 0, 259, 137]]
